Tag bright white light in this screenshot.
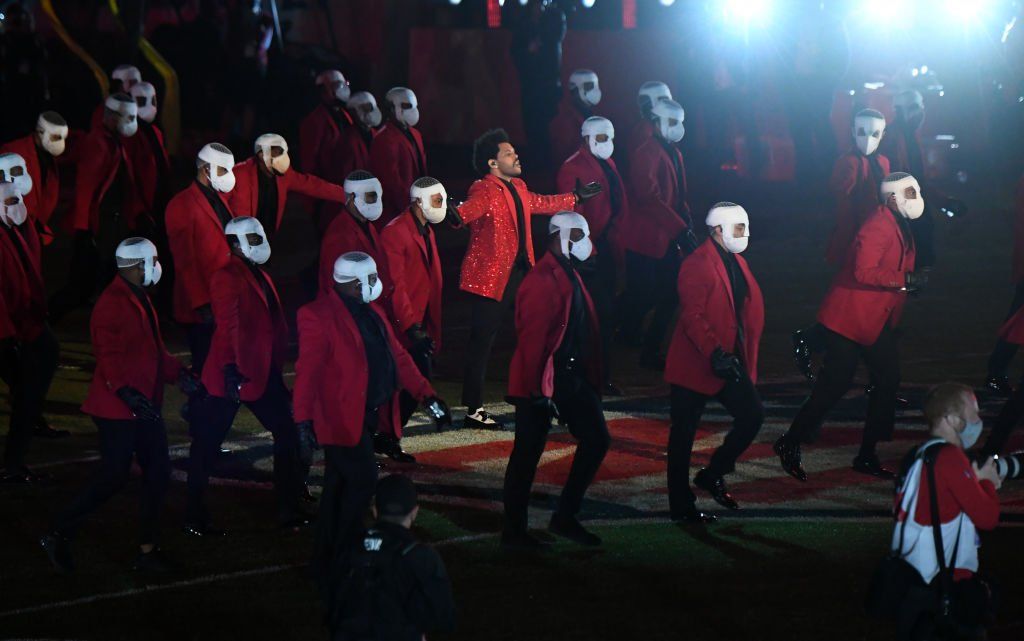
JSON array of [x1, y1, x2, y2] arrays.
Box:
[[498, 0, 505, 6], [862, 0, 911, 25], [519, 0, 529, 4], [945, 0, 984, 19], [449, 0, 461, 4], [911, 68, 919, 77], [660, 0, 676, 6], [920, 65, 928, 74], [722, 0, 771, 21], [582, 0, 595, 7], [863, 81, 885, 90]]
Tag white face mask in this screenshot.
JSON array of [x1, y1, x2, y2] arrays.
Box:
[[0, 153, 33, 196], [881, 174, 925, 220], [569, 70, 601, 107], [112, 65, 142, 92], [349, 92, 382, 129], [0, 190, 28, 226], [410, 182, 448, 224], [345, 176, 384, 221], [582, 116, 615, 160], [853, 115, 885, 156], [335, 82, 352, 104], [549, 212, 592, 262], [255, 133, 291, 175], [37, 115, 69, 157], [706, 203, 751, 254], [106, 95, 140, 138], [131, 82, 159, 124], [651, 99, 686, 144], [209, 166, 236, 193], [199, 143, 237, 194], [116, 237, 162, 286], [388, 88, 419, 127], [334, 252, 383, 303], [225, 217, 272, 265], [637, 81, 672, 115]]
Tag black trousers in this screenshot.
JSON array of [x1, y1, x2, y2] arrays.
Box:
[[986, 281, 1024, 378], [619, 249, 679, 359], [314, 425, 378, 595], [579, 237, 617, 384], [668, 378, 764, 513], [184, 322, 215, 374], [985, 378, 1024, 456], [2, 325, 59, 471], [53, 417, 170, 545], [186, 370, 302, 524], [399, 343, 432, 428], [503, 375, 610, 533], [787, 325, 900, 455], [461, 265, 527, 410]]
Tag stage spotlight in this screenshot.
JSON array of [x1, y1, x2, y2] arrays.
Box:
[[722, 0, 771, 22], [582, 0, 596, 7], [945, 0, 986, 19], [449, 0, 461, 4], [660, 0, 676, 6]]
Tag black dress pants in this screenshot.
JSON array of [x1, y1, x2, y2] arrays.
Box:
[[53, 417, 170, 545], [503, 375, 610, 533], [619, 249, 679, 359], [787, 325, 900, 455], [986, 281, 1024, 379], [2, 325, 59, 471], [985, 376, 1024, 456], [461, 265, 526, 410], [667, 377, 764, 514], [184, 321, 215, 374], [399, 343, 432, 428], [186, 370, 302, 525]]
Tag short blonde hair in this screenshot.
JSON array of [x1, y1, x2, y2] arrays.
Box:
[[922, 383, 973, 425]]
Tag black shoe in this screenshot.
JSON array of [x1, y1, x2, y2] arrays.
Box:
[[134, 548, 176, 573], [40, 532, 74, 573], [182, 523, 227, 538], [792, 330, 815, 382], [603, 382, 624, 397], [1, 466, 47, 484], [639, 353, 666, 371], [773, 436, 808, 482], [852, 454, 895, 480], [501, 528, 552, 550], [463, 408, 505, 431], [864, 385, 909, 405], [671, 506, 718, 524], [985, 375, 1014, 398], [33, 419, 70, 439], [373, 433, 416, 463], [548, 513, 601, 546], [693, 469, 740, 510]]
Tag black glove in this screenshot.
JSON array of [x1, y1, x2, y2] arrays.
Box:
[[710, 347, 743, 383], [296, 420, 319, 467], [677, 228, 700, 253], [530, 395, 560, 422], [573, 178, 602, 203], [116, 386, 161, 422], [406, 325, 436, 358], [940, 197, 968, 219], [446, 202, 465, 229], [223, 363, 247, 404], [423, 396, 452, 431], [178, 368, 203, 397], [904, 270, 929, 292]]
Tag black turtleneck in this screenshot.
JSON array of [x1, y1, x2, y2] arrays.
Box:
[[197, 179, 234, 227], [125, 277, 159, 341], [656, 137, 690, 224], [255, 165, 279, 239], [339, 291, 397, 410], [713, 241, 748, 355], [595, 157, 622, 223], [552, 253, 590, 373], [397, 124, 425, 177]]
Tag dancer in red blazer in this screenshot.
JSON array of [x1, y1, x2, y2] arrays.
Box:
[[0, 111, 67, 230], [228, 133, 347, 240], [49, 94, 139, 323], [0, 182, 60, 481], [43, 238, 199, 573], [556, 115, 629, 394], [185, 217, 306, 535], [319, 170, 392, 297], [620, 98, 696, 370], [456, 128, 598, 429], [123, 82, 171, 236], [627, 81, 672, 156], [664, 203, 764, 521], [548, 69, 602, 166], [369, 87, 427, 226], [299, 69, 354, 178], [294, 251, 449, 583], [382, 177, 446, 431], [165, 143, 238, 373], [503, 213, 608, 549], [776, 173, 926, 482]]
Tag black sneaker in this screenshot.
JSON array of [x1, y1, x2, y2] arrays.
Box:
[[134, 548, 176, 573], [548, 513, 601, 546], [693, 469, 740, 510], [40, 532, 74, 573], [2, 466, 48, 484], [852, 454, 895, 480], [984, 375, 1014, 398], [773, 436, 808, 482], [463, 408, 505, 430], [864, 385, 909, 406], [373, 433, 416, 463], [501, 528, 552, 550]]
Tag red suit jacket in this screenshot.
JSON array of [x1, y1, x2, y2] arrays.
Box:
[[626, 119, 655, 157], [825, 150, 891, 266], [227, 157, 347, 233], [817, 206, 915, 346], [556, 145, 628, 244], [0, 136, 60, 226], [298, 103, 353, 178], [665, 239, 765, 396], [624, 134, 691, 259], [294, 292, 434, 446], [200, 256, 288, 401], [369, 122, 427, 226], [508, 252, 602, 399], [318, 210, 392, 298], [123, 121, 170, 230], [66, 126, 134, 234], [81, 277, 184, 419], [457, 174, 576, 301], [381, 209, 442, 350], [0, 221, 46, 342], [165, 182, 234, 324], [548, 96, 588, 166], [1011, 176, 1024, 284]]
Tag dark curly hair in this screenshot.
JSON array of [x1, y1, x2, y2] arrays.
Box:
[[472, 128, 509, 176]]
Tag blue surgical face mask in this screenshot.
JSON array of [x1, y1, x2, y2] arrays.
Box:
[[960, 419, 983, 450]]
